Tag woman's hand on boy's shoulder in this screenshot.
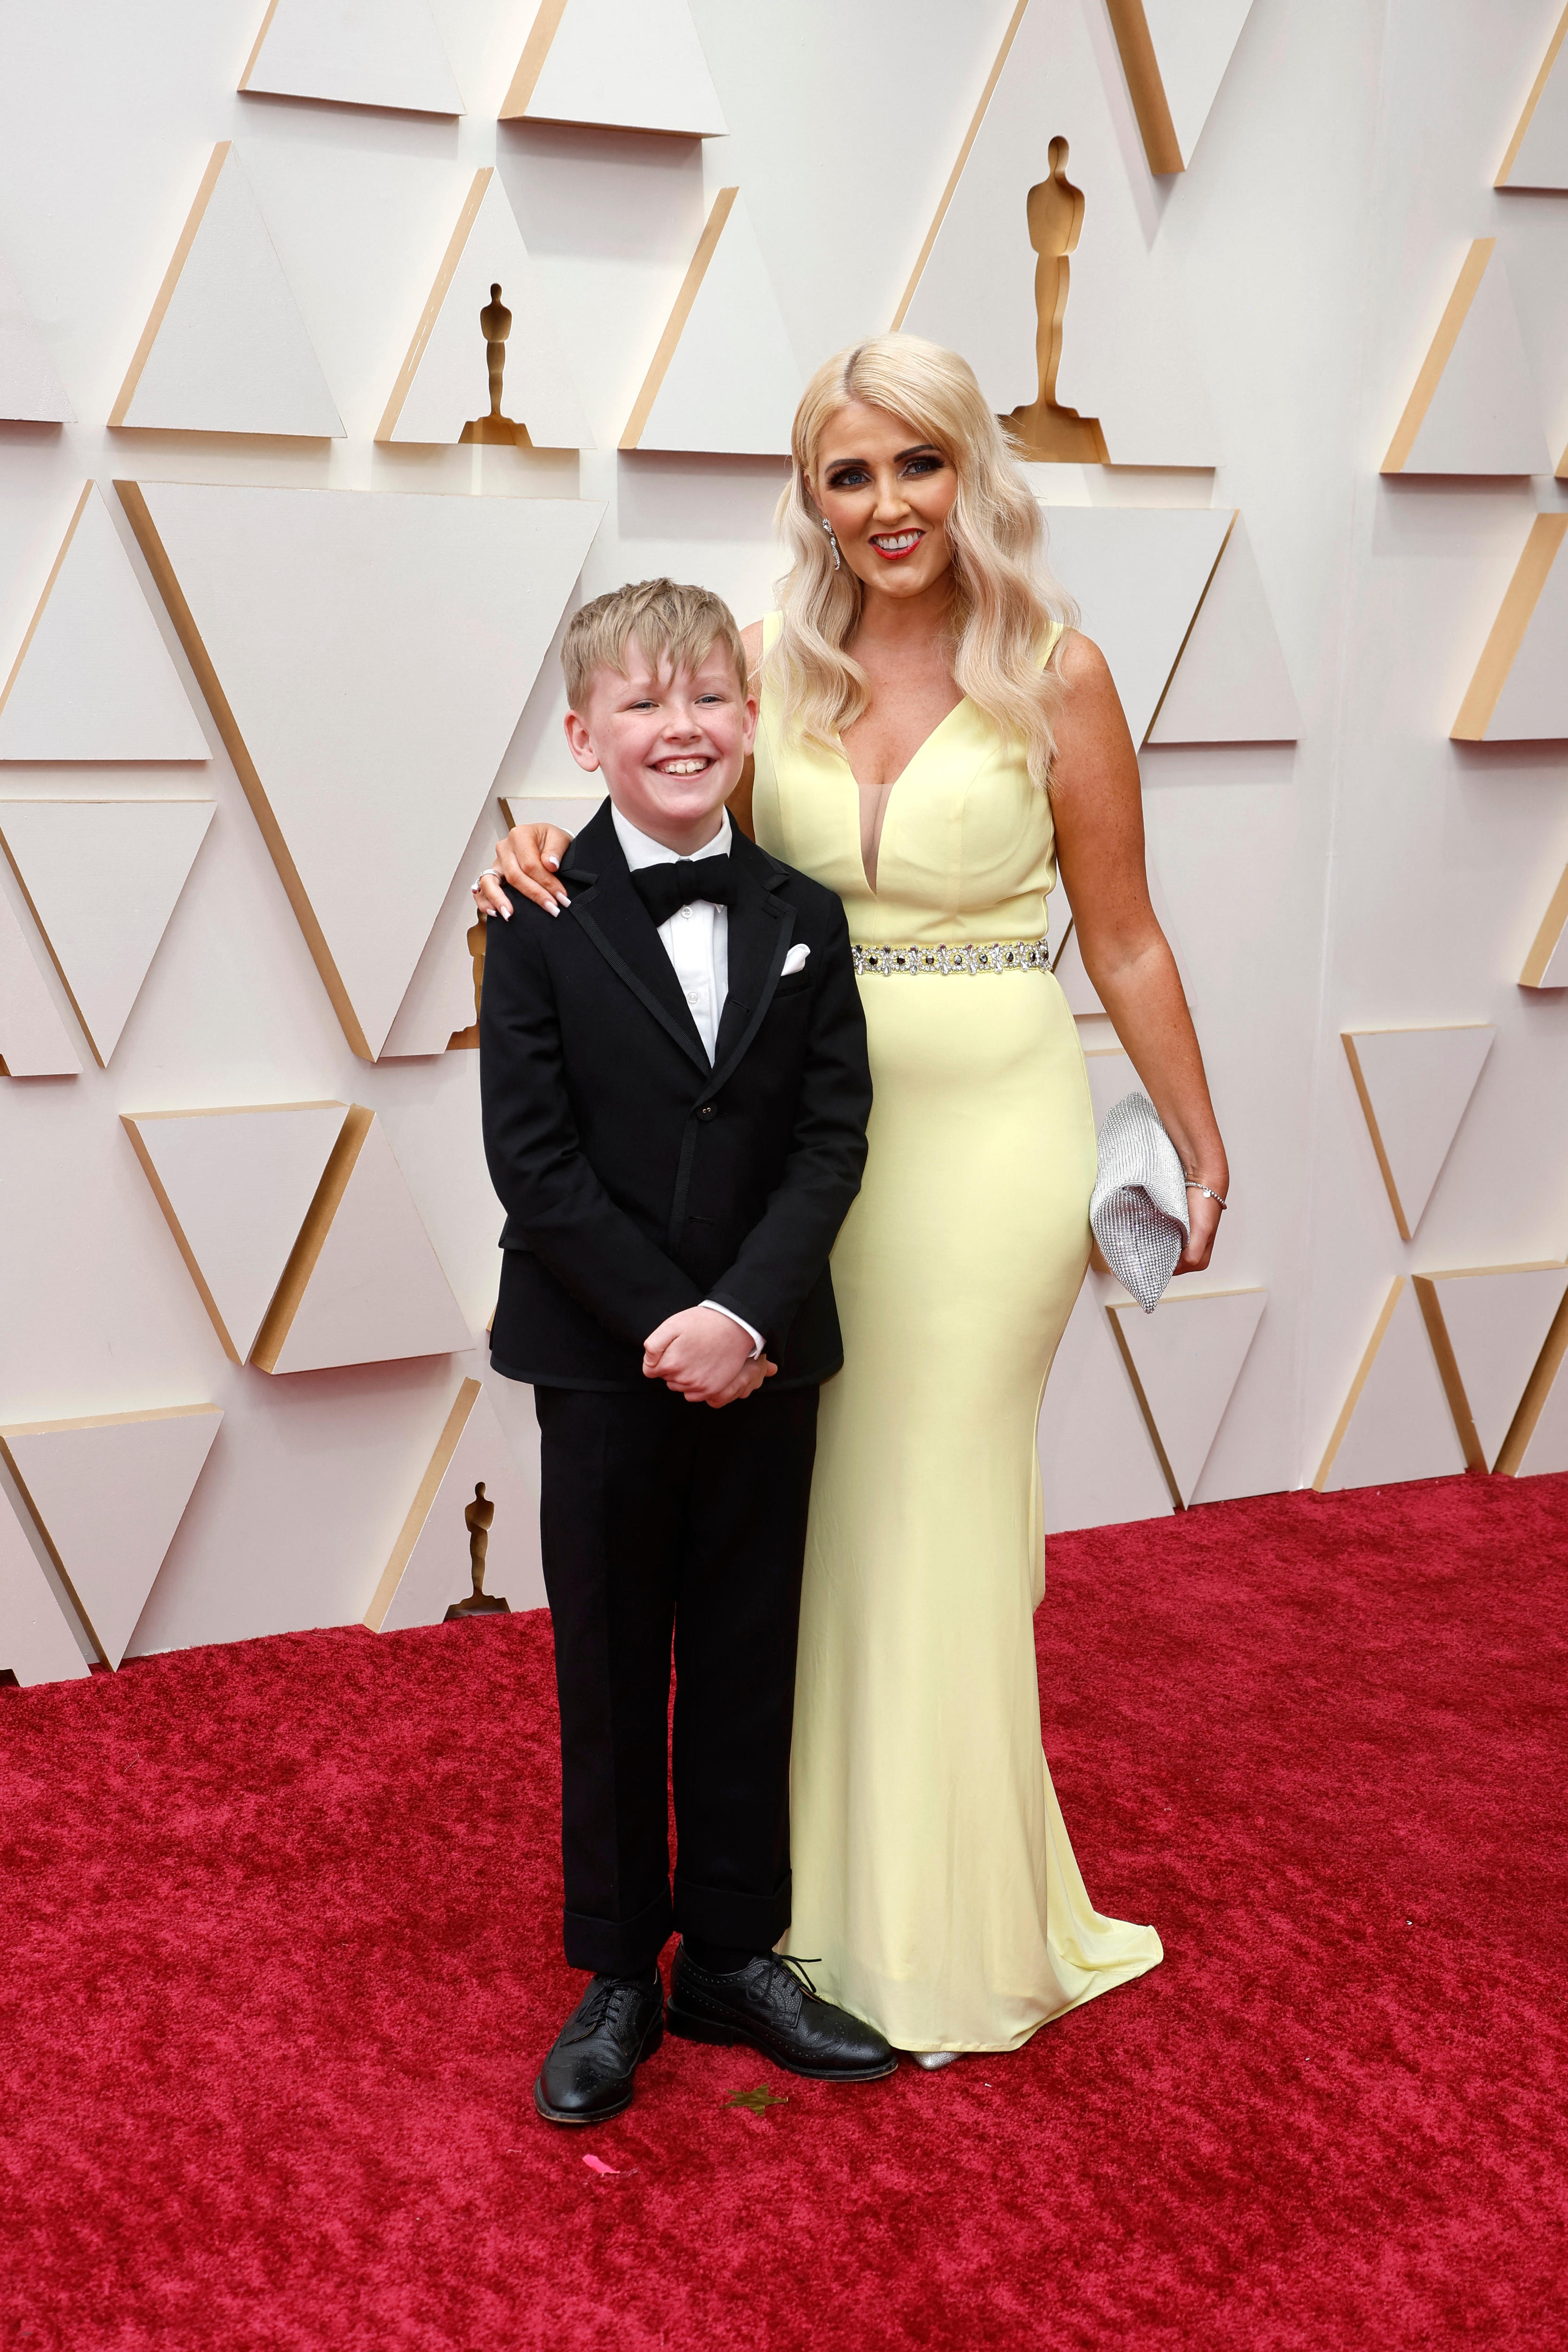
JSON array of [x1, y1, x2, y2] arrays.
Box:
[[473, 824, 574, 921]]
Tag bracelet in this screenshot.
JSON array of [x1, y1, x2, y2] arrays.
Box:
[[1186, 1182, 1228, 1210]]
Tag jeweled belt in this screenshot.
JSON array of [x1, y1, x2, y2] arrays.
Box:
[[851, 937, 1051, 977]]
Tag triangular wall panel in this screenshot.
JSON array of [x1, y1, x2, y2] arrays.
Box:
[[1108, 1287, 1266, 1504], [366, 1376, 543, 1631], [239, 0, 464, 116], [502, 0, 727, 135], [377, 168, 593, 450], [1313, 1278, 1467, 1493], [0, 883, 80, 1077], [111, 144, 343, 438], [0, 1406, 223, 1668], [0, 1491, 89, 1687], [621, 189, 802, 455], [379, 876, 482, 1057], [1037, 1280, 1174, 1534], [1452, 515, 1568, 742], [0, 485, 209, 762], [1148, 512, 1300, 743], [252, 1109, 471, 1374], [1106, 0, 1255, 174], [119, 479, 604, 1059], [1496, 5, 1568, 188], [1520, 860, 1568, 987], [1414, 1263, 1568, 1471], [1042, 505, 1231, 743], [0, 799, 214, 1066], [0, 240, 74, 422], [1381, 241, 1546, 476], [122, 1102, 350, 1362], [1342, 1025, 1495, 1241], [1500, 1283, 1568, 1474], [895, 0, 1218, 464]]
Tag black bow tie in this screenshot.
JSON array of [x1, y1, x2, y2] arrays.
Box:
[[630, 856, 737, 926]]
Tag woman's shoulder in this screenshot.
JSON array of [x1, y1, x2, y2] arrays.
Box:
[[741, 612, 783, 686]]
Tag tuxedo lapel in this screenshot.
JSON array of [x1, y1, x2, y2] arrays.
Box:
[[560, 808, 709, 1074], [708, 837, 794, 1093]]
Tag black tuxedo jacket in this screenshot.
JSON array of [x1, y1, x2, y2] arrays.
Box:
[[480, 802, 872, 1391]]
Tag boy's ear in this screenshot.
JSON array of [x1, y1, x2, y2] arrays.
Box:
[[741, 690, 758, 755], [563, 708, 601, 774]]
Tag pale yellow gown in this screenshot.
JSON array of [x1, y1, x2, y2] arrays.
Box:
[[752, 616, 1162, 2053]]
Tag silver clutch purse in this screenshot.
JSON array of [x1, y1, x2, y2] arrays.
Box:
[[1089, 1091, 1189, 1314]]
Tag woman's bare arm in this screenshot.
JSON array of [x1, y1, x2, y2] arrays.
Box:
[[1051, 633, 1229, 1273]]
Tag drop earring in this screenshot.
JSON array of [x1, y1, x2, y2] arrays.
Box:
[[821, 517, 842, 572]]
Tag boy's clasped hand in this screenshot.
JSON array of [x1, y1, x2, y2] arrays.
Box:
[[641, 1304, 777, 1408]]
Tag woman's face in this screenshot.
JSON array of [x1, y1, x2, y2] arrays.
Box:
[[809, 402, 958, 603]]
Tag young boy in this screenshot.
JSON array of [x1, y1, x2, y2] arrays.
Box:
[[480, 578, 893, 2123]]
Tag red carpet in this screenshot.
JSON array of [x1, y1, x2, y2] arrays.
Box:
[[2, 1472, 1565, 2351]]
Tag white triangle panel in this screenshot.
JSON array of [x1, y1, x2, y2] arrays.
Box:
[[0, 1406, 223, 1668], [1488, 524, 1568, 739], [240, 0, 464, 116], [1137, 0, 1255, 169], [0, 884, 80, 1076], [503, 0, 727, 136], [1315, 1280, 1466, 1494], [1343, 1025, 1495, 1242], [122, 1102, 350, 1362], [1384, 243, 1546, 476], [1109, 1287, 1266, 1504], [1423, 1264, 1568, 1469], [1496, 10, 1568, 189], [378, 169, 593, 450], [897, 0, 1217, 464], [1148, 513, 1300, 743], [0, 241, 74, 421], [1037, 1282, 1174, 1534], [121, 480, 604, 1060], [380, 880, 481, 1057], [111, 144, 342, 438], [366, 1376, 542, 1631], [0, 1492, 89, 1686], [0, 800, 214, 1067], [0, 485, 209, 762], [1513, 1338, 1568, 1474], [624, 189, 803, 455], [1521, 863, 1568, 988], [1042, 506, 1230, 744], [262, 1115, 471, 1373]]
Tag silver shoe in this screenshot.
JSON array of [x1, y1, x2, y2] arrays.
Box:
[[911, 2050, 960, 2071]]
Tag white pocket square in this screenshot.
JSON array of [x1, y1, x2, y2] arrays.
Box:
[[780, 943, 811, 976]]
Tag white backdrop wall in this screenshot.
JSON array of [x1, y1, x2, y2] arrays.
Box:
[[0, 0, 1565, 1674]]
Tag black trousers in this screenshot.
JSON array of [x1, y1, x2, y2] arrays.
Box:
[[533, 1379, 820, 1977]]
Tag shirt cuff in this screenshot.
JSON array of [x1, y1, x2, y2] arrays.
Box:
[[701, 1300, 764, 1359]]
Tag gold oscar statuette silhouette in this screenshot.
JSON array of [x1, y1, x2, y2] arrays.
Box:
[[1005, 137, 1109, 464], [460, 283, 527, 446], [444, 1480, 510, 1619], [447, 917, 486, 1051]]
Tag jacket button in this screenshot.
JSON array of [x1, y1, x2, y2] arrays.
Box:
[[696, 1102, 716, 1121]]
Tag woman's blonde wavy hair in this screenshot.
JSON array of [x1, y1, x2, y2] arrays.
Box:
[[769, 335, 1077, 789]]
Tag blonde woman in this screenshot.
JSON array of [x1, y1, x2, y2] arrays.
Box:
[[479, 336, 1228, 2063]]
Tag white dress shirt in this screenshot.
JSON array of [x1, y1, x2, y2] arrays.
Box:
[[611, 803, 763, 1359]]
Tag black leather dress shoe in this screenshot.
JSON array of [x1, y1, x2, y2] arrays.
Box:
[[665, 1944, 897, 2082], [533, 1969, 665, 2125]]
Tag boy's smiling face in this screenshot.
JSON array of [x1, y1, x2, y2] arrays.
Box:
[[564, 638, 757, 856]]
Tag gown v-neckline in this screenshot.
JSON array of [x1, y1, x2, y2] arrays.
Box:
[[834, 694, 971, 898]]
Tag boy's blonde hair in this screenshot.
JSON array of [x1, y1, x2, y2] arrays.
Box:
[[562, 578, 748, 712]]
